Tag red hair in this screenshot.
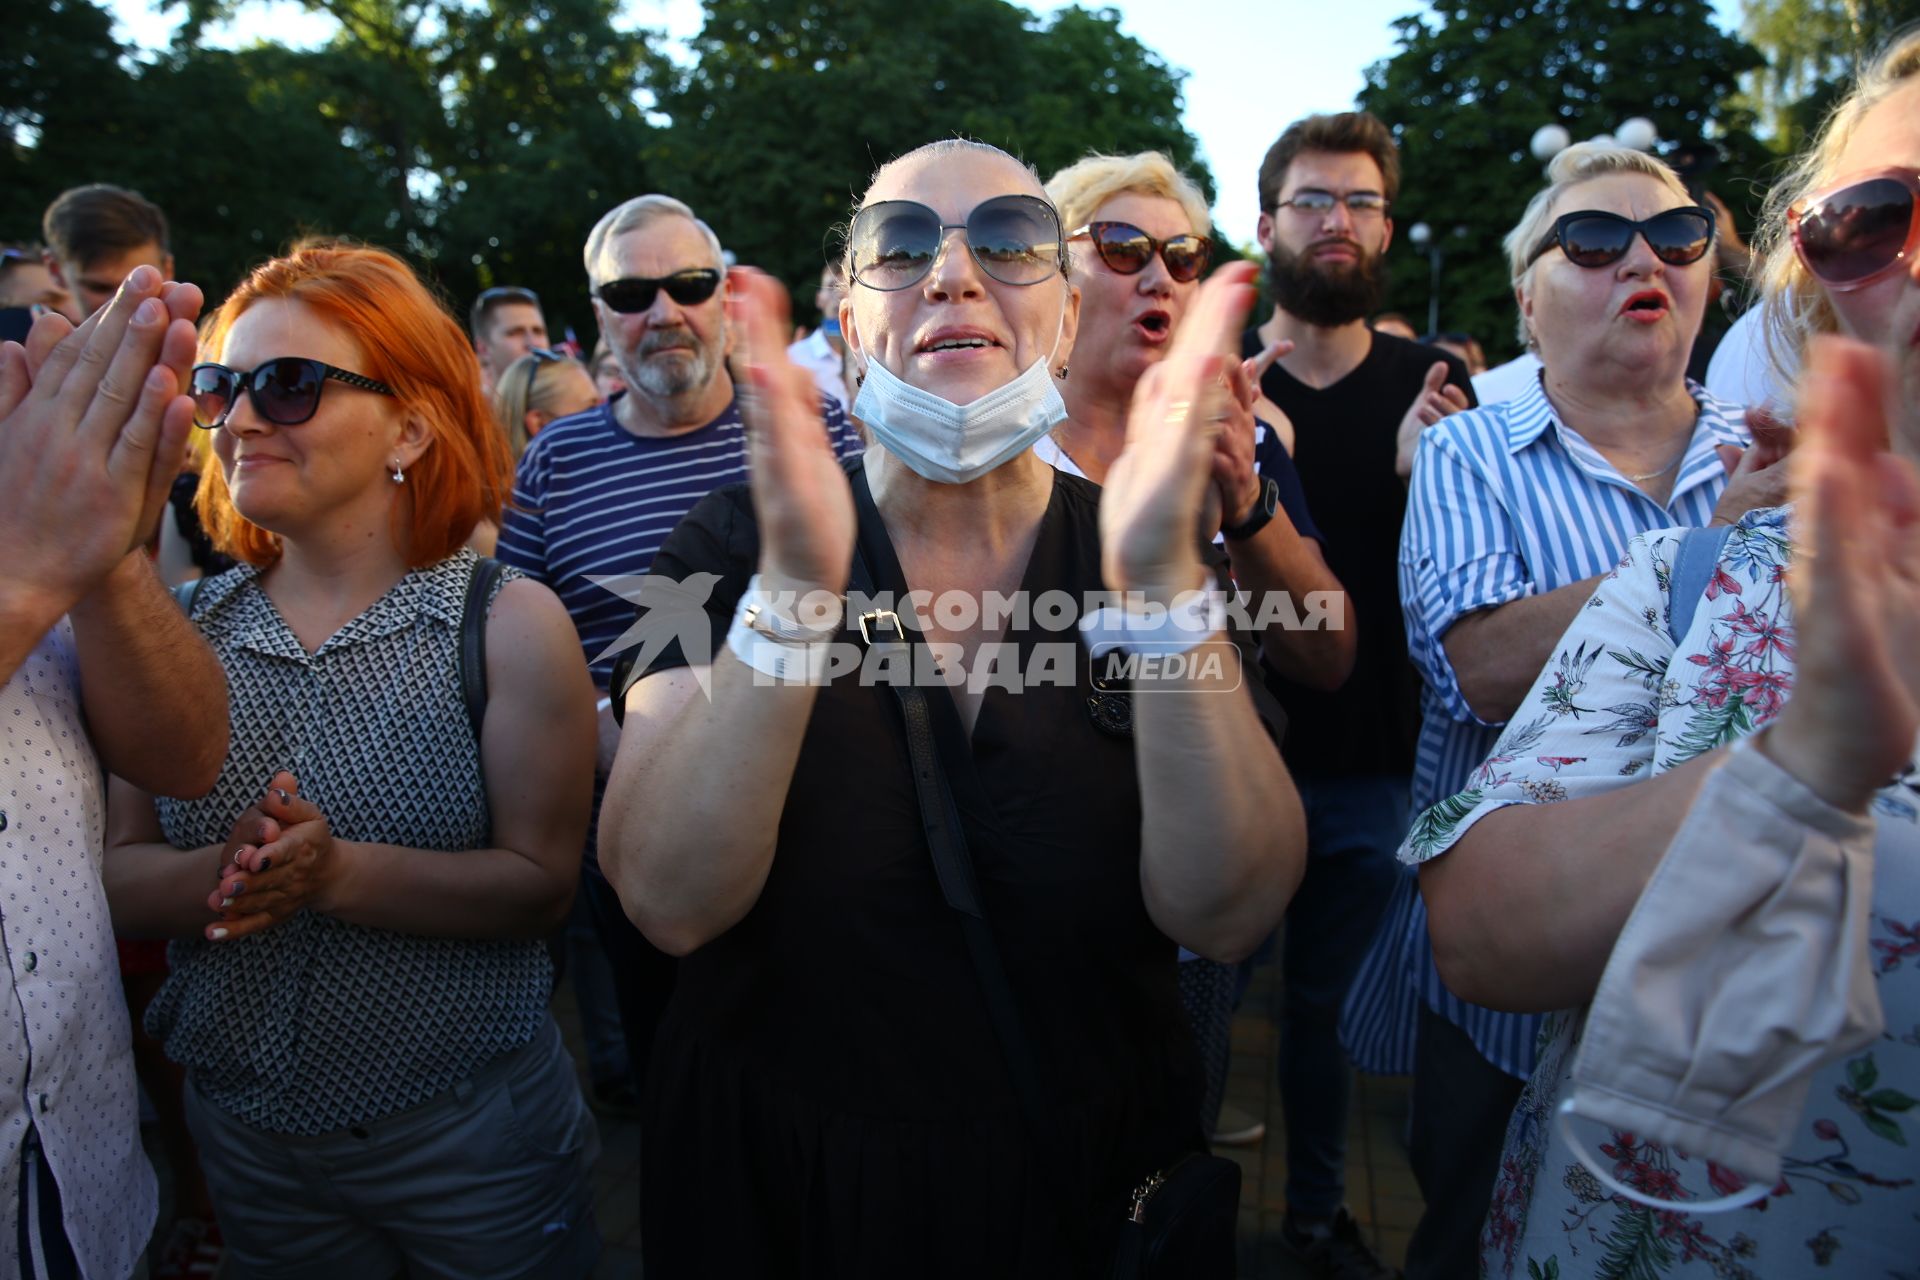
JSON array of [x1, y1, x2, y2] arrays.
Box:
[[196, 242, 510, 568]]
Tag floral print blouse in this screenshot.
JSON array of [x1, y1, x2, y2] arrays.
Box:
[[1402, 505, 1920, 1279]]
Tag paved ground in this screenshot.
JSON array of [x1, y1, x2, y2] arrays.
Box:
[[560, 957, 1419, 1280]]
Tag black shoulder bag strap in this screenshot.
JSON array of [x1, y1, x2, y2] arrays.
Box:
[[459, 557, 507, 743], [842, 473, 1062, 1153]]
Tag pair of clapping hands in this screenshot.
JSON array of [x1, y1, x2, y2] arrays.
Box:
[[203, 772, 338, 942], [0, 267, 203, 621]]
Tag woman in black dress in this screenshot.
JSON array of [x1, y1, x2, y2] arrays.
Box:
[[599, 140, 1305, 1277]]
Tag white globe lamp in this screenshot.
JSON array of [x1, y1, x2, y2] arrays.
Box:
[[1616, 117, 1659, 151], [1530, 124, 1571, 162]]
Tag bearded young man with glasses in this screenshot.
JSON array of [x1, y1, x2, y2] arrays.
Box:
[[495, 194, 862, 1116], [1232, 110, 1475, 1280]]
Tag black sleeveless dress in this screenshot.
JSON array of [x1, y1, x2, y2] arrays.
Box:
[[630, 465, 1238, 1278]]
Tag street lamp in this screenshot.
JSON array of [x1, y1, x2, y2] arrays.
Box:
[[1408, 223, 1437, 334]]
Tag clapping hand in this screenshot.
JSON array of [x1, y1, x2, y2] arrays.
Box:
[[1209, 339, 1291, 535], [206, 772, 344, 941], [1102, 261, 1259, 598], [1394, 360, 1470, 478], [728, 267, 857, 601], [1760, 337, 1920, 812], [0, 267, 203, 622], [1711, 405, 1796, 525]]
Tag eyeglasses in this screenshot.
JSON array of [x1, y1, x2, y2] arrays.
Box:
[[1525, 207, 1716, 269], [1068, 222, 1212, 283], [593, 269, 723, 314], [848, 195, 1067, 291], [1790, 168, 1920, 291], [189, 357, 396, 430], [521, 347, 565, 400], [1272, 191, 1390, 217]]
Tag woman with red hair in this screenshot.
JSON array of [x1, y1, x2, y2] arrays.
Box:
[[102, 242, 601, 1277]]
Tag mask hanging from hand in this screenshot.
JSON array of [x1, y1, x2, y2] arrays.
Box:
[[1555, 738, 1885, 1214]]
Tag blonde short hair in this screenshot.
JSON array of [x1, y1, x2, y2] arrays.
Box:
[[1044, 151, 1212, 244], [1754, 25, 1920, 387], [583, 194, 724, 288], [492, 351, 590, 464], [1502, 143, 1695, 348]]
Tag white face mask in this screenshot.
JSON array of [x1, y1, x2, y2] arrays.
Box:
[[851, 341, 1068, 486], [1554, 737, 1885, 1214]]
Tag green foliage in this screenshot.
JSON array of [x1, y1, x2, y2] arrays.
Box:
[[5, 0, 1205, 340], [1357, 0, 1769, 360], [647, 0, 1207, 316], [1740, 0, 1919, 151], [2, 0, 655, 342]]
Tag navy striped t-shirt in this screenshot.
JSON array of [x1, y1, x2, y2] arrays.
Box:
[[497, 391, 863, 686]]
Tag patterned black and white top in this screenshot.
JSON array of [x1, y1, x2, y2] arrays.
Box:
[[148, 549, 553, 1136]]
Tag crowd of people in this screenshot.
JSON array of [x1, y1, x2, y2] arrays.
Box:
[[1, 24, 1917, 1280]]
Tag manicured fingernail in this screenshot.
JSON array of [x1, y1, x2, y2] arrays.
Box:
[[220, 897, 233, 908], [210, 927, 228, 940], [134, 298, 161, 324], [258, 857, 271, 872], [258, 825, 270, 841], [271, 788, 291, 805], [229, 881, 244, 895]]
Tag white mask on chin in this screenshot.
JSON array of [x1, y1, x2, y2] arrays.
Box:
[[852, 327, 1068, 485]]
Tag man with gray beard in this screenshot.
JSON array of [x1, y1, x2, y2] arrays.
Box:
[[497, 194, 861, 1108]]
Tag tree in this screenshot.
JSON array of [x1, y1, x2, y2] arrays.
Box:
[[647, 0, 1210, 314], [1740, 0, 1917, 151], [171, 0, 660, 339], [1358, 0, 1768, 360], [0, 2, 394, 302]]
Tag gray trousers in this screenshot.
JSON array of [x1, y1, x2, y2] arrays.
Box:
[[183, 1016, 601, 1280]]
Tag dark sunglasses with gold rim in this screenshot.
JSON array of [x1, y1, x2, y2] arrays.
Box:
[[189, 357, 396, 430], [1068, 222, 1213, 283]]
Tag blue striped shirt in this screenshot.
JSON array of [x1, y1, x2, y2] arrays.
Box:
[[497, 391, 862, 686], [1341, 371, 1748, 1079]]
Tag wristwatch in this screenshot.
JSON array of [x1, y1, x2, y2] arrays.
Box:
[[1222, 475, 1280, 542]]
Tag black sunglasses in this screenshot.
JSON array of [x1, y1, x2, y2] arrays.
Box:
[[594, 269, 723, 315], [848, 195, 1067, 291], [476, 284, 539, 305], [1069, 222, 1212, 284], [190, 357, 396, 430], [1790, 168, 1920, 292], [1526, 207, 1716, 269], [521, 347, 566, 400]]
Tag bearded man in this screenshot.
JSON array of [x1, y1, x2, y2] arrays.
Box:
[[1239, 111, 1475, 1280], [497, 194, 862, 1111]]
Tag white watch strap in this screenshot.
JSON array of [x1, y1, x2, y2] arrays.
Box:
[[1078, 587, 1228, 659]]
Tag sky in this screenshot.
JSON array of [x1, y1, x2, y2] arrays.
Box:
[[104, 0, 1750, 250]]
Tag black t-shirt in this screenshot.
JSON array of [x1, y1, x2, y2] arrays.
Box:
[[1242, 327, 1474, 778]]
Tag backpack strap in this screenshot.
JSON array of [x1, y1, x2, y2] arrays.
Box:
[[1666, 523, 1736, 644], [459, 557, 507, 743], [171, 577, 205, 616]]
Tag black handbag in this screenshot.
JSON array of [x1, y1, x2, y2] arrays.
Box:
[[844, 473, 1239, 1279]]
